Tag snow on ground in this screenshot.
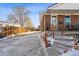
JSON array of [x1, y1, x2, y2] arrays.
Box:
[[47, 37, 55, 45], [61, 48, 79, 56], [0, 32, 45, 56], [45, 32, 78, 56], [0, 31, 78, 56]]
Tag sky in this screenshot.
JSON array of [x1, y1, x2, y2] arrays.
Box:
[[0, 3, 55, 28]]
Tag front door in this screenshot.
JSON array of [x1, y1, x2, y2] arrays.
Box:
[[58, 15, 65, 31], [51, 16, 58, 30]]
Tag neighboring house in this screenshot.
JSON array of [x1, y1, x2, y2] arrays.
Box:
[[0, 20, 27, 37], [40, 3, 79, 31], [0, 21, 21, 27]]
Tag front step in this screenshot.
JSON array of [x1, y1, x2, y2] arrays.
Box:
[[42, 33, 74, 56], [55, 40, 72, 48], [46, 38, 73, 56], [55, 38, 74, 41], [46, 47, 60, 56], [52, 41, 72, 54], [55, 40, 74, 46], [54, 36, 74, 41]]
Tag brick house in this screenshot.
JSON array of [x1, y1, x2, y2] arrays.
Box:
[[40, 3, 79, 31]]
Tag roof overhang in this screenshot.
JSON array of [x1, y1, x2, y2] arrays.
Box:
[[48, 3, 79, 10]]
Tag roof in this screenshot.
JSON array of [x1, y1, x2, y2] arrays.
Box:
[[48, 3, 79, 10], [0, 20, 20, 27]]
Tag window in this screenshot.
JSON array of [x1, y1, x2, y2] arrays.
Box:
[[64, 16, 71, 29], [51, 16, 57, 27]]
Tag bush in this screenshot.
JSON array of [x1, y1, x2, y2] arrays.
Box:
[[27, 27, 36, 31], [0, 34, 5, 38], [73, 24, 79, 31]]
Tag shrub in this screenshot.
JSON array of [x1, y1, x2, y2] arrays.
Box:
[[73, 24, 79, 31]]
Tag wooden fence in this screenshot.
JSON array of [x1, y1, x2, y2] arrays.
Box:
[[0, 26, 28, 37]]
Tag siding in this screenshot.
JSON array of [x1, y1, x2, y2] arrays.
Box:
[[40, 15, 51, 32]]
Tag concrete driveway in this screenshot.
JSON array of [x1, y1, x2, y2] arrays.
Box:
[[0, 32, 45, 56]]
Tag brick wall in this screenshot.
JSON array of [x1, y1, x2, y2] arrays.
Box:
[[71, 15, 79, 25], [41, 14, 79, 31], [58, 15, 79, 31]]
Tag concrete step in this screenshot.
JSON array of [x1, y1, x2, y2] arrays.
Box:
[[55, 40, 72, 48], [55, 40, 74, 46], [47, 41, 69, 56], [47, 39, 73, 56], [46, 47, 60, 56], [52, 42, 71, 54], [51, 43, 63, 55], [47, 42, 68, 56], [54, 36, 74, 41]]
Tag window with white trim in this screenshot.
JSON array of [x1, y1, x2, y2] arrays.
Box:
[[51, 16, 57, 27], [64, 16, 71, 28]]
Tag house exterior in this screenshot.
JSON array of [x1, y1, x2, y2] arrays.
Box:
[[40, 3, 79, 31]]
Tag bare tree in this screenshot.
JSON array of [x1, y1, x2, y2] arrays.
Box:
[[7, 6, 31, 27], [23, 15, 34, 28], [7, 13, 18, 24]]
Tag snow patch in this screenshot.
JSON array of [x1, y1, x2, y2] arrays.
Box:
[[61, 48, 79, 56], [47, 37, 55, 45]]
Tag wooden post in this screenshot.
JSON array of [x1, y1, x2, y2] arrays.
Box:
[[74, 35, 78, 45], [61, 24, 64, 36], [52, 31, 54, 38], [43, 32, 49, 48], [44, 15, 48, 47], [61, 30, 64, 36]]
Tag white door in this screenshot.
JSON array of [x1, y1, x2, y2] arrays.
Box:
[[51, 16, 58, 30]]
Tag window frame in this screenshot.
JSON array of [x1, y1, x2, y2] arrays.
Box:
[[64, 16, 71, 29], [51, 16, 57, 27]]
